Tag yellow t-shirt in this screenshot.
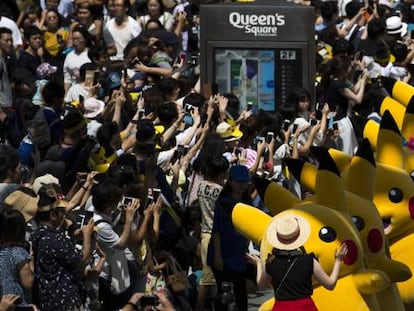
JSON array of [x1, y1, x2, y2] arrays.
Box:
[[43, 28, 70, 57]]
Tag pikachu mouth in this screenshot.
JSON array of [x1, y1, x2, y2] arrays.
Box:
[[382, 218, 392, 235]]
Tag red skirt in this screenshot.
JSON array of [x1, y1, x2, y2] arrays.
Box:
[[273, 298, 318, 311]]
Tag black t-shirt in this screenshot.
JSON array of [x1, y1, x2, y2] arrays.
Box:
[[266, 253, 314, 301], [324, 78, 349, 120]]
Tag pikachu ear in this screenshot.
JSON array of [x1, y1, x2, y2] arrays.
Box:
[[376, 110, 404, 169], [401, 100, 414, 140], [378, 96, 405, 129], [327, 148, 352, 172], [363, 119, 379, 149], [231, 203, 272, 244], [345, 138, 376, 200], [285, 158, 317, 192], [312, 147, 347, 213], [381, 76, 414, 106], [253, 177, 299, 215]]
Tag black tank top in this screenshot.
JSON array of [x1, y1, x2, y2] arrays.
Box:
[[265, 253, 314, 301]]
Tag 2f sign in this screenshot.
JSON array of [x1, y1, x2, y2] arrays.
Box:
[[280, 50, 296, 60]]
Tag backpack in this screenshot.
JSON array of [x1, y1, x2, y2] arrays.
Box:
[[28, 108, 51, 148]]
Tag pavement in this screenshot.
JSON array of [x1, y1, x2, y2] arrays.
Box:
[[248, 289, 273, 310]]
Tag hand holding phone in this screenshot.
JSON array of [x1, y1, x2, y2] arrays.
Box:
[[283, 119, 290, 131], [266, 132, 274, 144]]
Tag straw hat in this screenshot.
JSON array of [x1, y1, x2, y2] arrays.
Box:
[[5, 190, 39, 222], [266, 215, 311, 250]]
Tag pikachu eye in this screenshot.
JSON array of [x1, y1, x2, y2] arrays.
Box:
[[319, 226, 336, 243], [410, 171, 414, 182], [388, 188, 403, 203], [351, 216, 365, 231]]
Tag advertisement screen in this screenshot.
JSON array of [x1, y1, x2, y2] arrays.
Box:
[[215, 49, 275, 111]]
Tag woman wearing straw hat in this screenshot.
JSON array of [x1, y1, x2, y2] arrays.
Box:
[[247, 215, 348, 311]]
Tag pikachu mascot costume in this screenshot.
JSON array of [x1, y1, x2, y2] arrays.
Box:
[[316, 111, 414, 310], [285, 140, 410, 311], [232, 148, 390, 311]]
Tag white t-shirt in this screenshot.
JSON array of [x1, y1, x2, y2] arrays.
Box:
[[0, 16, 23, 47], [63, 49, 91, 85], [105, 16, 142, 61], [64, 83, 90, 103]]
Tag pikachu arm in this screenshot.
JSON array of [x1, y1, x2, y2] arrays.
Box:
[[352, 269, 391, 294]]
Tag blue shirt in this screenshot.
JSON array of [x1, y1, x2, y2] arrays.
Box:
[[0, 246, 31, 303], [208, 196, 249, 272]]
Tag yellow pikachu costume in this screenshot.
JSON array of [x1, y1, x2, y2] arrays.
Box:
[[232, 149, 389, 311], [324, 112, 414, 309], [286, 140, 410, 311]]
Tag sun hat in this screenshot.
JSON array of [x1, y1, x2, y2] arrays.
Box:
[[216, 120, 243, 142], [32, 174, 60, 194], [83, 97, 105, 119], [386, 15, 408, 37], [5, 189, 39, 222], [229, 164, 250, 182], [36, 62, 57, 79], [266, 215, 311, 250]]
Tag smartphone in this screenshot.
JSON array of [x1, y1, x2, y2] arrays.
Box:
[[79, 94, 84, 105], [152, 188, 161, 202], [266, 132, 274, 144], [254, 136, 265, 144], [247, 102, 253, 111], [185, 104, 194, 114], [233, 147, 242, 157], [333, 122, 339, 131], [138, 108, 145, 119], [310, 118, 318, 126], [170, 145, 185, 163], [283, 119, 290, 131], [122, 196, 134, 206], [140, 295, 159, 307], [292, 124, 298, 135], [145, 195, 154, 209], [74, 210, 94, 230], [211, 83, 219, 96], [93, 71, 101, 85], [85, 70, 95, 87], [315, 102, 321, 111]]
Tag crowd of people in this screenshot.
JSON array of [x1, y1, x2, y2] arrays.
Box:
[[0, 0, 412, 310]]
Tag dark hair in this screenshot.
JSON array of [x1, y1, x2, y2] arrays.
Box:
[[157, 101, 178, 126], [183, 93, 205, 108], [72, 25, 92, 48], [193, 133, 226, 175], [146, 0, 165, 15], [204, 155, 229, 179], [23, 25, 42, 41], [42, 81, 65, 106], [0, 27, 12, 37], [97, 121, 119, 154], [88, 44, 107, 64], [345, 0, 363, 19], [91, 179, 123, 212], [392, 42, 408, 63], [145, 17, 164, 30], [0, 207, 27, 247], [0, 145, 19, 181], [367, 18, 385, 40], [79, 62, 98, 81], [45, 9, 63, 28], [286, 87, 311, 116], [156, 78, 179, 100]]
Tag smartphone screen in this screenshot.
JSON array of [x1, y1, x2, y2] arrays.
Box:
[[93, 71, 101, 85], [266, 132, 274, 144], [283, 119, 290, 131], [292, 124, 298, 135], [74, 210, 94, 229], [122, 196, 134, 206], [152, 188, 161, 202]]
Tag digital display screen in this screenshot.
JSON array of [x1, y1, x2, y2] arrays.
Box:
[[214, 48, 302, 112]]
